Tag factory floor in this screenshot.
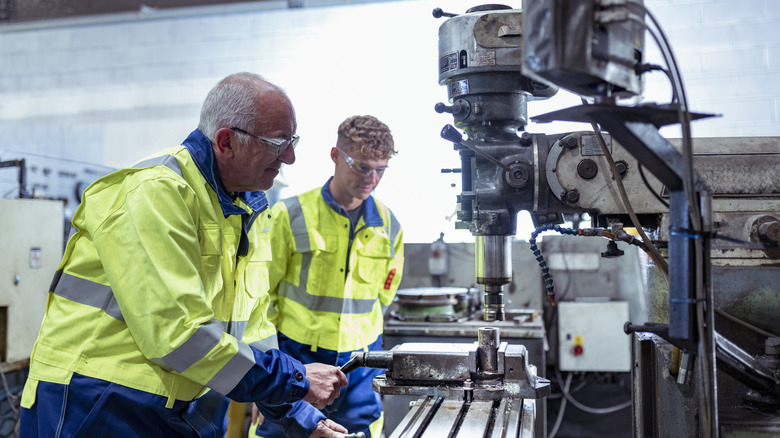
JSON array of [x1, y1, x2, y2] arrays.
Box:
[[545, 370, 633, 438]]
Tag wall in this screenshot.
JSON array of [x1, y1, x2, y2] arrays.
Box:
[[1, 0, 778, 243]]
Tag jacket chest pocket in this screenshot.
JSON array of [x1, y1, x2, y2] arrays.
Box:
[[355, 235, 393, 287], [242, 231, 272, 300], [296, 232, 339, 296], [199, 225, 223, 295]]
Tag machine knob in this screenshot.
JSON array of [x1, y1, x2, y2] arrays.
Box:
[[435, 100, 470, 119], [519, 131, 533, 146], [432, 8, 457, 18], [758, 220, 780, 243], [577, 159, 599, 180], [505, 162, 532, 189], [615, 160, 629, 177]]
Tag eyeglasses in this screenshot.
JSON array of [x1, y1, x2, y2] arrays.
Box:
[[337, 148, 388, 177], [230, 127, 299, 156]]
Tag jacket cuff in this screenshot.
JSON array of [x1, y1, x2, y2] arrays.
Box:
[[226, 347, 309, 404], [255, 400, 326, 438]]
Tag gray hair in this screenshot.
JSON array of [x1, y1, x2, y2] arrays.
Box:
[[197, 72, 282, 143]]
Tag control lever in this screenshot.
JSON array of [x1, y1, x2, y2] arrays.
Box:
[[440, 124, 511, 171], [340, 351, 393, 374], [339, 354, 361, 374]]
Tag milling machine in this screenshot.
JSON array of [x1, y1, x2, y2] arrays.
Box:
[[361, 2, 779, 437]]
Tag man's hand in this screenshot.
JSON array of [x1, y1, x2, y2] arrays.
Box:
[[302, 363, 348, 409], [250, 403, 264, 426], [308, 419, 348, 438]]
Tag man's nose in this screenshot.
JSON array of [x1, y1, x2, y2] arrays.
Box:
[[363, 170, 380, 183], [279, 144, 296, 165]]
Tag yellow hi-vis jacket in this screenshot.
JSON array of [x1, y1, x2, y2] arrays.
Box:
[[267, 183, 404, 352], [22, 138, 292, 409]]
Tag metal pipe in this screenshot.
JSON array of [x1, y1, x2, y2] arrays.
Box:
[[478, 327, 500, 373], [475, 235, 511, 321]]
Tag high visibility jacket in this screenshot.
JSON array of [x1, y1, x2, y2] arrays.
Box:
[[267, 180, 404, 352], [22, 130, 314, 427]]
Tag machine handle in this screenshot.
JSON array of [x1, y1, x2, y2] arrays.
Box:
[[440, 125, 511, 171]]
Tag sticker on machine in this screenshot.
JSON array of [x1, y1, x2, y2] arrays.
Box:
[[450, 80, 469, 98], [439, 52, 459, 74], [470, 50, 496, 66]]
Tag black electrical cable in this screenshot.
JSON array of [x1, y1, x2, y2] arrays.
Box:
[[638, 163, 669, 208]]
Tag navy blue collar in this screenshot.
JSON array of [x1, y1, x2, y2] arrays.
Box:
[[182, 129, 268, 217], [321, 177, 382, 227]]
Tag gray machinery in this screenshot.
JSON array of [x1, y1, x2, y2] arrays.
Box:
[[362, 2, 779, 437], [346, 327, 550, 437]]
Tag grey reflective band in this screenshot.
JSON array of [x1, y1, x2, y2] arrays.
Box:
[[285, 285, 378, 314], [283, 197, 310, 252], [226, 320, 247, 341], [221, 320, 278, 351], [159, 319, 224, 373], [279, 195, 396, 314], [207, 341, 256, 395], [132, 154, 183, 178], [386, 210, 401, 258], [53, 272, 256, 379], [250, 336, 279, 352], [52, 271, 124, 321]]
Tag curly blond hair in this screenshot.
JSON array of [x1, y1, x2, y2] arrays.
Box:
[[337, 115, 397, 160]]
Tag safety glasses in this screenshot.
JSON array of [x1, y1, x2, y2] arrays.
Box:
[[231, 127, 299, 156], [337, 148, 388, 177]]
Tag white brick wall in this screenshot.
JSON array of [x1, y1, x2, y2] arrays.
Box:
[[1, 0, 778, 242]]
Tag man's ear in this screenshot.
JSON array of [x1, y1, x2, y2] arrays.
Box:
[[213, 128, 235, 157], [330, 147, 339, 164]]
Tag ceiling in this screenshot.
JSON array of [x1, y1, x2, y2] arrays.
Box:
[[1, 0, 300, 23]]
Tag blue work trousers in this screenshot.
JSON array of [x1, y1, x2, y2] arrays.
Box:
[[20, 373, 229, 438], [255, 334, 384, 438]]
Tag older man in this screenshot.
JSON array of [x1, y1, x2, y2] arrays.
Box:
[[20, 73, 347, 438]]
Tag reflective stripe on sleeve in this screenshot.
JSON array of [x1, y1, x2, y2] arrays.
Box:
[[53, 272, 258, 379], [226, 320, 247, 341], [206, 341, 255, 395], [132, 154, 183, 178], [250, 336, 279, 352], [52, 271, 124, 321], [156, 319, 223, 373]]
